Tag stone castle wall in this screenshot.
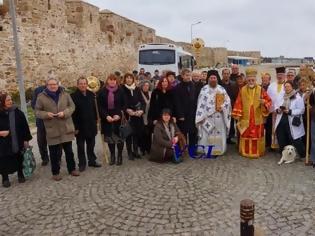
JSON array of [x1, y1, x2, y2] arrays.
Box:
[[0, 0, 155, 92], [0, 0, 259, 92]]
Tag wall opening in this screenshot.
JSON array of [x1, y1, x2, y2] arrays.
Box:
[[0, 25, 3, 31], [90, 13, 92, 23], [48, 0, 51, 10]]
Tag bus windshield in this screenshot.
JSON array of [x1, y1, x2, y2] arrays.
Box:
[[139, 49, 175, 65]]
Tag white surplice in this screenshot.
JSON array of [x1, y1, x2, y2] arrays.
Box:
[[195, 85, 231, 156]]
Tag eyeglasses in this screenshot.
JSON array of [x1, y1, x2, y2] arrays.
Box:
[[47, 83, 58, 86]]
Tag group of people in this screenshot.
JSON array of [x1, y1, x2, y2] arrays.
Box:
[[1, 64, 315, 188]]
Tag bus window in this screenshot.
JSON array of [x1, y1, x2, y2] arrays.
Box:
[[178, 57, 183, 70], [180, 56, 192, 69], [139, 49, 175, 65]]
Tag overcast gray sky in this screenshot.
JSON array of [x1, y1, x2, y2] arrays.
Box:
[[86, 0, 315, 58]]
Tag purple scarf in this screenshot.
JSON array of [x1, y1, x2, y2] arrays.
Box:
[[106, 85, 118, 109]]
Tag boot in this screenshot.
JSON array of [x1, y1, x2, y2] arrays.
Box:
[[116, 142, 124, 166], [2, 174, 10, 188], [133, 138, 141, 159], [108, 143, 116, 165], [17, 170, 26, 183], [126, 136, 135, 160], [126, 145, 134, 160]]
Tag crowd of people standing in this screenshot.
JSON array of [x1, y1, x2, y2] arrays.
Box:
[[1, 64, 315, 188]]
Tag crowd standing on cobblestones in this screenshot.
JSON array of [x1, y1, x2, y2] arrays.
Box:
[[1, 64, 315, 187]]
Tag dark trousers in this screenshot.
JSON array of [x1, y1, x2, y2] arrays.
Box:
[[37, 124, 49, 161], [276, 115, 306, 158], [228, 118, 235, 139], [126, 135, 139, 154], [181, 130, 198, 150], [177, 121, 198, 149], [76, 136, 97, 167], [48, 142, 76, 175], [265, 113, 272, 148], [139, 125, 152, 153]]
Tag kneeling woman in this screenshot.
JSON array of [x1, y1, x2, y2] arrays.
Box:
[[150, 109, 182, 163], [275, 81, 306, 158]]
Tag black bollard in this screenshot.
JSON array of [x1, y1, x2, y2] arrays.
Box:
[[240, 199, 255, 236]]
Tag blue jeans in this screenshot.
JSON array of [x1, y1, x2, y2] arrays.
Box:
[[311, 120, 315, 163]]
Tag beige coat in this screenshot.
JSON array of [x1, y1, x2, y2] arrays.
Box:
[[35, 89, 75, 145]]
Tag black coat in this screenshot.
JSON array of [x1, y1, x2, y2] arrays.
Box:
[[0, 108, 32, 174], [174, 81, 198, 133], [230, 73, 239, 82], [148, 89, 175, 122], [194, 81, 206, 98], [31, 85, 46, 128], [71, 90, 97, 138], [121, 85, 145, 134], [97, 87, 125, 138], [221, 80, 239, 107]]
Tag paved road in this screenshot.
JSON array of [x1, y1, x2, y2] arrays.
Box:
[[1, 135, 315, 236]]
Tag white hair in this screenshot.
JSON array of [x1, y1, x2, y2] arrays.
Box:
[[46, 70, 59, 85], [286, 69, 296, 76]]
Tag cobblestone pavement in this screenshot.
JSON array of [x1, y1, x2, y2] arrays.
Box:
[[1, 135, 315, 236]]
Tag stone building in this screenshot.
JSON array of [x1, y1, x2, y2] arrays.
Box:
[[0, 0, 155, 92]]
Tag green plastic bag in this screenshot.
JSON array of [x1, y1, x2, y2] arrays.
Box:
[[22, 147, 36, 177]]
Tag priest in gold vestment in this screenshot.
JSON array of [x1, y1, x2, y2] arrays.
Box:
[[232, 68, 272, 158]]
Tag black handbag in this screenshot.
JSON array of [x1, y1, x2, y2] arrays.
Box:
[[292, 116, 301, 127], [119, 112, 133, 139]]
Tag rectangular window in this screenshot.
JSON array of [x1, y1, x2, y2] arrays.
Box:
[[139, 49, 175, 65]]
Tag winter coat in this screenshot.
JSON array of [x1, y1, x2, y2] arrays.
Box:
[[148, 89, 175, 122], [121, 85, 145, 135], [31, 85, 46, 128], [150, 121, 180, 162], [97, 86, 125, 138], [174, 81, 198, 134], [71, 89, 97, 138], [221, 80, 239, 107], [35, 88, 75, 145], [0, 107, 32, 174], [275, 93, 305, 140]]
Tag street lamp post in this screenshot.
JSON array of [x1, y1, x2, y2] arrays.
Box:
[[8, 0, 28, 118], [190, 21, 201, 43]]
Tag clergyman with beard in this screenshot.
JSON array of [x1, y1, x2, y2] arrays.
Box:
[[195, 70, 231, 157], [232, 68, 272, 158]]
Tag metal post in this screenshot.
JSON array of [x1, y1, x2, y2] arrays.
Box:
[[190, 21, 201, 43], [8, 0, 28, 119], [190, 24, 192, 43], [240, 199, 255, 236]]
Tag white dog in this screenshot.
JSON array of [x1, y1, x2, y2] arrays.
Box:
[[278, 145, 297, 165]]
